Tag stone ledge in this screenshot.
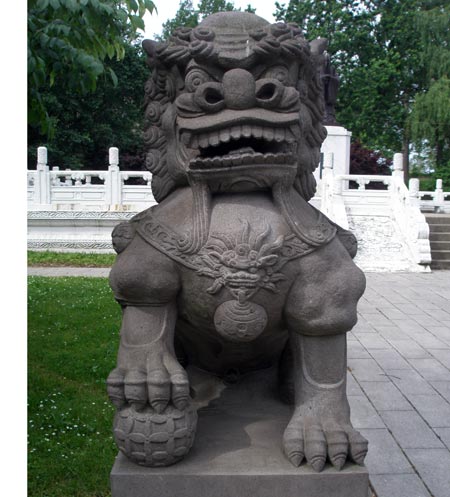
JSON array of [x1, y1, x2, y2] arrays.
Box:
[[111, 369, 369, 497]]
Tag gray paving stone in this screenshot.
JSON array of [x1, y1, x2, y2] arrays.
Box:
[[395, 319, 427, 334], [387, 339, 431, 359], [394, 304, 429, 315], [425, 309, 450, 321], [386, 369, 437, 397], [380, 410, 444, 449], [28, 266, 111, 277], [435, 428, 450, 450], [430, 381, 450, 403], [369, 474, 432, 497], [363, 313, 394, 327], [347, 373, 364, 396], [412, 314, 443, 328], [348, 358, 390, 382], [357, 334, 391, 350], [360, 428, 414, 475], [424, 326, 450, 346], [407, 299, 441, 310], [428, 348, 450, 368], [408, 358, 450, 381], [357, 303, 380, 314], [412, 333, 449, 349], [407, 394, 450, 428], [369, 349, 411, 370], [405, 449, 450, 497], [359, 381, 412, 411], [349, 396, 385, 429], [372, 325, 410, 341], [347, 340, 371, 359], [352, 321, 376, 334], [379, 307, 409, 320]]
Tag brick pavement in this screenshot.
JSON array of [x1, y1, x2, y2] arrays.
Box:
[[348, 271, 450, 497], [29, 267, 450, 497]]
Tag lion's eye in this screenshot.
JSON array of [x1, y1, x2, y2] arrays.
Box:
[[262, 65, 290, 84], [185, 68, 211, 92]]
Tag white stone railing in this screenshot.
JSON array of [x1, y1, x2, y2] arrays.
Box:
[[409, 178, 450, 213], [321, 153, 431, 266], [27, 146, 156, 211]]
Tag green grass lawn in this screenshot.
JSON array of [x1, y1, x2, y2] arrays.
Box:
[[28, 276, 121, 497], [28, 251, 116, 267]]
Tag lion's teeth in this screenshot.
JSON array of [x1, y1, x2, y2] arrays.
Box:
[[191, 135, 199, 148], [251, 125, 263, 139], [199, 134, 209, 149], [263, 128, 274, 141], [275, 128, 285, 142], [231, 125, 241, 140], [219, 129, 231, 143], [242, 125, 252, 138], [208, 131, 219, 146]]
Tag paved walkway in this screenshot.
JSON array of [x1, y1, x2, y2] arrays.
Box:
[[28, 267, 450, 497]]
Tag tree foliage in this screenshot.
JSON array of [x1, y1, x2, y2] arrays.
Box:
[[160, 0, 255, 39], [275, 1, 425, 160], [28, 0, 155, 135], [350, 140, 392, 182], [28, 41, 149, 171], [407, 2, 450, 186]]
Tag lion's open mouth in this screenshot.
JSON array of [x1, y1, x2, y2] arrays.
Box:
[[177, 110, 300, 171], [183, 124, 298, 169]]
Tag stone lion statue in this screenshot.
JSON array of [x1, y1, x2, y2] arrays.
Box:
[[107, 11, 368, 472]]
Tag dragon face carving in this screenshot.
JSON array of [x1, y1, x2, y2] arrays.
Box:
[[142, 12, 327, 202]]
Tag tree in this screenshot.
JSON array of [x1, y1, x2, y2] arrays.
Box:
[[160, 0, 255, 39], [408, 2, 450, 187], [275, 1, 426, 174], [350, 140, 392, 189], [28, 40, 149, 171], [28, 0, 155, 136]]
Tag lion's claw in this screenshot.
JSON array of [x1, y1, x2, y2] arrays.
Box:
[[283, 416, 368, 471], [107, 347, 190, 412]]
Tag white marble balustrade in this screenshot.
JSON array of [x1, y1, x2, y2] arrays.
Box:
[[27, 147, 156, 211]]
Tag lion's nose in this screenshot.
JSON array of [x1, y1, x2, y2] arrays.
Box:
[[222, 69, 256, 110]]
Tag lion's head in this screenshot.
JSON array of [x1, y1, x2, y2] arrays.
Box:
[[142, 12, 327, 204]]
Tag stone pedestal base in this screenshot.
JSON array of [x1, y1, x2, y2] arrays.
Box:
[[110, 369, 369, 497]]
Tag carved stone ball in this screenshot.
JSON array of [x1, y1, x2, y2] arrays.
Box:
[[113, 404, 198, 467]]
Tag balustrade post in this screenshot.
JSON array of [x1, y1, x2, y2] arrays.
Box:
[[435, 179, 444, 211], [392, 153, 404, 180], [108, 147, 121, 209], [408, 178, 420, 207], [320, 153, 334, 209], [36, 146, 51, 205], [408, 178, 420, 198]]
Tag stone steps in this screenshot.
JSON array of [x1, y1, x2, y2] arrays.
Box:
[[426, 214, 450, 269]]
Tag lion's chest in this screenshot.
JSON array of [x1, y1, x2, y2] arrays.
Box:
[[176, 196, 299, 342]]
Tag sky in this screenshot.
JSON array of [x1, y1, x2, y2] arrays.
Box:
[[142, 0, 278, 39]]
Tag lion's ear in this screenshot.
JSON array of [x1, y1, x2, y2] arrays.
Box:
[[142, 39, 158, 58], [309, 38, 328, 56]]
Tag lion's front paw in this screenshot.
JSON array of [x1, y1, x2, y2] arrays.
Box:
[[283, 415, 368, 472], [107, 347, 190, 413]]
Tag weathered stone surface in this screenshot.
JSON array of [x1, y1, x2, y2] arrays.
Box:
[[106, 11, 368, 472], [111, 369, 369, 497]]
